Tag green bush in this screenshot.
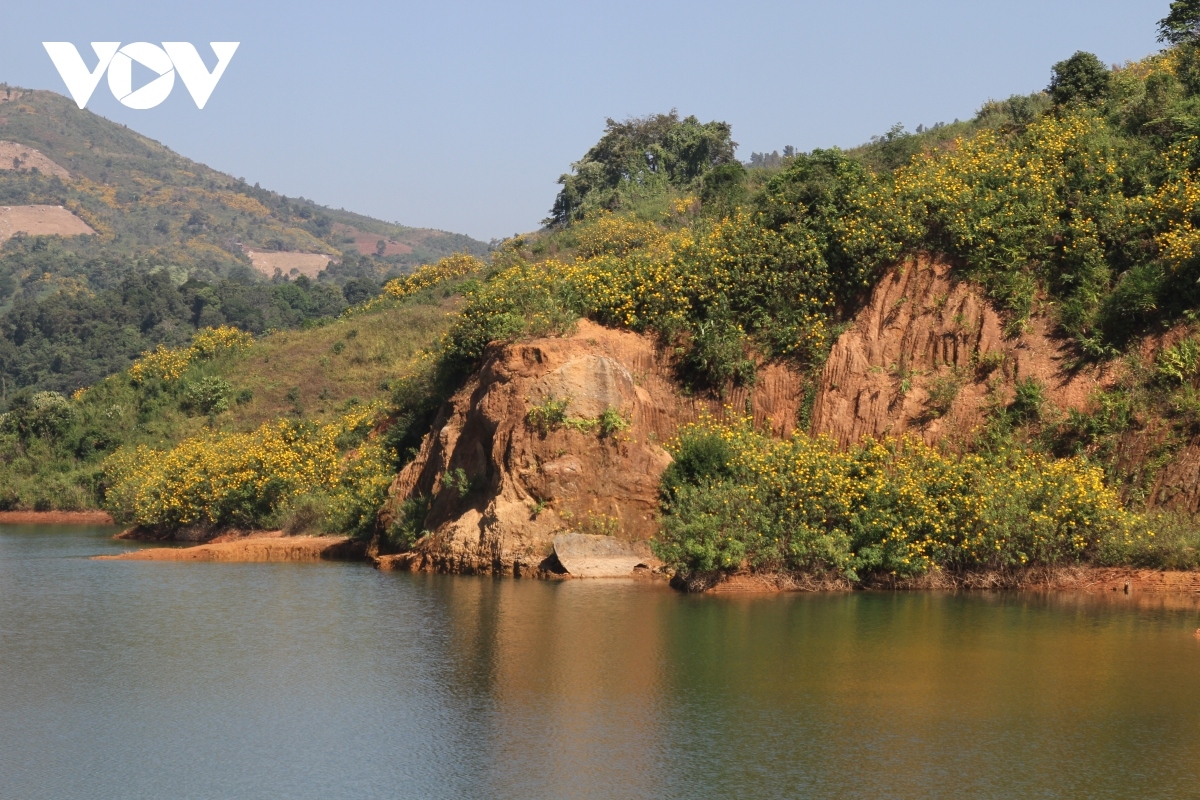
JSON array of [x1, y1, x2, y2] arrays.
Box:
[[653, 419, 1151, 582], [526, 396, 570, 435], [1049, 51, 1111, 105], [0, 391, 75, 440], [180, 377, 233, 416], [385, 494, 431, 549], [1156, 336, 1200, 385], [598, 406, 630, 438]]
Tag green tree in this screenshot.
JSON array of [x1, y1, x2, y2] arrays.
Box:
[[1159, 0, 1200, 44], [548, 111, 737, 224], [1048, 51, 1111, 105]]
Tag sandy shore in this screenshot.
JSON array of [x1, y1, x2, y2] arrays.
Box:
[[96, 535, 365, 563], [0, 510, 114, 524]]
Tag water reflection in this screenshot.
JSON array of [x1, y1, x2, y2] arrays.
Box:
[[2, 526, 1200, 799]]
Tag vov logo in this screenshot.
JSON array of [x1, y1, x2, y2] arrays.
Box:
[[42, 42, 239, 110]]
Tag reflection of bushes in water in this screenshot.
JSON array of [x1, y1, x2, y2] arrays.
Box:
[[654, 417, 1167, 581]]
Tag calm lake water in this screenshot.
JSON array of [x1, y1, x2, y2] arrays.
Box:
[[3, 525, 1200, 799]]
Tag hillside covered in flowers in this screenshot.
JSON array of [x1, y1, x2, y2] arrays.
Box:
[[14, 5, 1200, 585]]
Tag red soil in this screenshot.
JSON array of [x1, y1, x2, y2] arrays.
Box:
[[0, 510, 114, 524]]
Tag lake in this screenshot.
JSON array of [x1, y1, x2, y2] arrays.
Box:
[[2, 524, 1200, 799]]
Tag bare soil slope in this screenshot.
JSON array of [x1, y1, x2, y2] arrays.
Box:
[[380, 259, 1200, 579], [244, 248, 333, 279], [0, 204, 94, 242], [0, 141, 70, 179], [812, 256, 1112, 447]]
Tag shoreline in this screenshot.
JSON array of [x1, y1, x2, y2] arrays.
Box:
[[0, 510, 114, 525], [97, 533, 366, 563], [88, 527, 1200, 597], [687, 565, 1200, 595]]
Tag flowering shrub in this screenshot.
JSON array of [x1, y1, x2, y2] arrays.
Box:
[[443, 211, 831, 385], [653, 417, 1151, 580], [190, 326, 255, 360], [128, 344, 193, 383], [356, 253, 484, 313], [128, 326, 253, 383], [449, 51, 1200, 385], [103, 402, 387, 532]]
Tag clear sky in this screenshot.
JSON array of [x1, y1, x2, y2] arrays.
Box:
[[0, 0, 1170, 241]]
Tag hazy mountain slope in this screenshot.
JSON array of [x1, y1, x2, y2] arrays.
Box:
[[0, 84, 487, 398], [0, 85, 486, 274]]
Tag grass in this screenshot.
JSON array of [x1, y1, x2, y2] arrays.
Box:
[[215, 298, 458, 431]]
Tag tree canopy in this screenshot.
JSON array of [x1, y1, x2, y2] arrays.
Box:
[[548, 111, 737, 224], [1049, 51, 1111, 105], [1159, 0, 1200, 44]]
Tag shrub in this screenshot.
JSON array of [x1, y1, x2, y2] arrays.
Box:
[[0, 391, 75, 440], [1156, 335, 1200, 384], [598, 406, 630, 438], [180, 377, 232, 416], [443, 467, 472, 499], [659, 424, 736, 504], [678, 320, 757, 391], [1049, 51, 1111, 105], [653, 417, 1150, 581], [360, 253, 483, 311], [924, 371, 961, 419], [1011, 377, 1046, 421], [103, 403, 384, 530], [385, 494, 431, 549], [129, 326, 252, 383], [526, 396, 570, 435]]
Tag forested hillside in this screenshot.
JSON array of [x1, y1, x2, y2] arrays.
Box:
[[0, 86, 487, 397]]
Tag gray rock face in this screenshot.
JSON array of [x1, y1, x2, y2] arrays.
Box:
[[553, 533, 645, 578]]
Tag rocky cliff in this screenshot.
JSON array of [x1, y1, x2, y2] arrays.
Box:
[[811, 256, 1111, 447], [379, 259, 1200, 576], [376, 319, 803, 575]]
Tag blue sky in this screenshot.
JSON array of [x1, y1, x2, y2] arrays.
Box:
[[0, 0, 1170, 241]]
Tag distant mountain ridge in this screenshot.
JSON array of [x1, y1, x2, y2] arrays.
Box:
[[0, 84, 487, 282], [0, 84, 488, 397]]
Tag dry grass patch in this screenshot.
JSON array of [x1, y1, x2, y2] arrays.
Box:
[[0, 205, 94, 241], [217, 297, 459, 430], [244, 249, 333, 279]]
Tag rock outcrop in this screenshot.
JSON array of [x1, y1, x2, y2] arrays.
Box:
[[377, 319, 805, 575], [812, 256, 1112, 447]]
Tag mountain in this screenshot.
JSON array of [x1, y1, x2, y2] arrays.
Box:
[[0, 84, 487, 395]]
